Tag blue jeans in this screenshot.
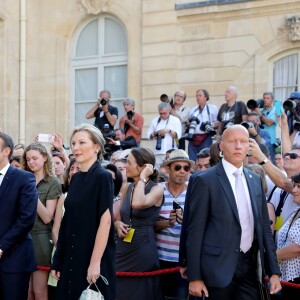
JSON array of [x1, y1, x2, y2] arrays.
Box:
[[188, 135, 213, 162]]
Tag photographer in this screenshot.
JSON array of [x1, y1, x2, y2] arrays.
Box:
[[85, 90, 118, 131], [242, 112, 271, 149], [250, 92, 277, 161], [284, 91, 300, 143], [217, 86, 248, 135], [106, 128, 137, 152], [119, 98, 144, 146], [147, 102, 181, 168], [187, 89, 219, 162], [170, 91, 190, 150]]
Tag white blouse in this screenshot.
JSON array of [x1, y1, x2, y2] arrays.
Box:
[[276, 209, 300, 282]]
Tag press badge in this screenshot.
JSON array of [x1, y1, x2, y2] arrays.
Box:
[[123, 228, 135, 243], [274, 216, 284, 231]]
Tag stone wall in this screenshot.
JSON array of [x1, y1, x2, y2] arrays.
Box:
[[0, 0, 299, 145]]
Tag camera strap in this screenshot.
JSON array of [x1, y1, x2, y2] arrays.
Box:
[[155, 116, 169, 131], [192, 105, 211, 123]]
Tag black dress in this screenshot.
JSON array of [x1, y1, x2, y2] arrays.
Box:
[[116, 181, 163, 300], [52, 161, 116, 300]]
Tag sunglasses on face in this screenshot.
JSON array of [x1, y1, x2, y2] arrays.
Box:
[[173, 165, 191, 172], [284, 152, 300, 159]]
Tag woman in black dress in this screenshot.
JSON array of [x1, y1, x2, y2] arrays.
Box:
[[51, 124, 115, 300], [114, 148, 164, 300]]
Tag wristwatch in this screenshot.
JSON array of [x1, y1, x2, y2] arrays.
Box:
[[139, 178, 147, 183], [259, 158, 268, 165]]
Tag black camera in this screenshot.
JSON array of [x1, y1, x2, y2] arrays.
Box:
[[247, 99, 264, 110], [100, 98, 109, 106], [283, 99, 297, 111], [103, 131, 116, 140], [153, 132, 165, 150], [241, 121, 254, 129], [200, 121, 216, 136], [186, 116, 200, 141], [126, 111, 134, 120]]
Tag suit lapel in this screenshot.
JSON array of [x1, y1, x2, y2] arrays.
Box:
[[0, 166, 15, 200], [216, 163, 240, 223]]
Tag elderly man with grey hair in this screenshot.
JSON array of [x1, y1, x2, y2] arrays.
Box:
[[147, 102, 182, 168], [119, 98, 144, 145], [217, 86, 248, 135]]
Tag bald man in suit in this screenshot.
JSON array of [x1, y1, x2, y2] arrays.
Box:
[[183, 125, 281, 299]]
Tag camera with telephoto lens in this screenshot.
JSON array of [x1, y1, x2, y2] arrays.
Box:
[[247, 99, 264, 110], [153, 132, 165, 150], [241, 121, 254, 129], [160, 94, 174, 108], [100, 98, 109, 106], [274, 138, 281, 148], [186, 116, 200, 141], [200, 121, 216, 136], [283, 99, 297, 111]]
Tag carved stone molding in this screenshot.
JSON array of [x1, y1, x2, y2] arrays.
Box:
[[287, 16, 300, 41], [278, 16, 300, 42], [78, 0, 109, 15]]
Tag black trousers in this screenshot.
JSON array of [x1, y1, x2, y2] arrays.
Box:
[[206, 247, 260, 300], [159, 260, 189, 300], [0, 270, 31, 300]]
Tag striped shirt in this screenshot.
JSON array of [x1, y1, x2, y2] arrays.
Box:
[[156, 182, 187, 262]]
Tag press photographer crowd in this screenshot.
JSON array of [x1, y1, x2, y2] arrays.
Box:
[[1, 86, 300, 300]]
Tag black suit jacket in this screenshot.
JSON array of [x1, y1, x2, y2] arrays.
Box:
[[183, 162, 280, 288], [111, 136, 137, 152], [0, 166, 38, 273]]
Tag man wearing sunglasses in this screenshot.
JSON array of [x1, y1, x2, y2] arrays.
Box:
[[266, 149, 300, 230], [184, 125, 281, 299], [155, 149, 194, 300]]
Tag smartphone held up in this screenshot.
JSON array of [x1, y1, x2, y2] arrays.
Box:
[[38, 134, 54, 143]]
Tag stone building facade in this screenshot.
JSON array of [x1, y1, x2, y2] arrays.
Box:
[[0, 0, 299, 144]]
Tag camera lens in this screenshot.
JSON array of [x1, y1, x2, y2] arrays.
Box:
[[100, 98, 107, 106]]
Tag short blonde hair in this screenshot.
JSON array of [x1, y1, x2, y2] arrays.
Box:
[[70, 124, 106, 160]]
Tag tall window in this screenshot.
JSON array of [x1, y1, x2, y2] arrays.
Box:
[[273, 53, 299, 101], [72, 15, 128, 126]]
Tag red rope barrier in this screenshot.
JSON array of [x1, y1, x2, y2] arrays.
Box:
[[116, 267, 180, 277], [37, 266, 51, 271], [264, 277, 300, 289], [39, 265, 300, 289]]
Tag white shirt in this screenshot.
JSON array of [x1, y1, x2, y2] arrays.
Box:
[[189, 103, 219, 134], [174, 105, 190, 135], [222, 158, 254, 244], [0, 163, 10, 186], [146, 115, 182, 155]]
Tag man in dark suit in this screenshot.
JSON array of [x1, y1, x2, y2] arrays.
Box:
[[0, 133, 38, 300], [107, 128, 137, 151], [183, 125, 281, 299]]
